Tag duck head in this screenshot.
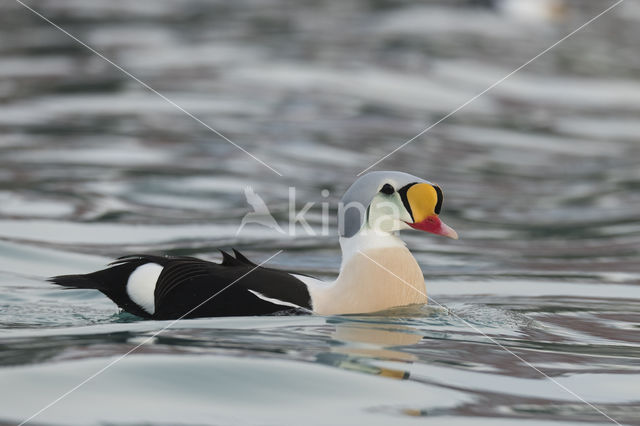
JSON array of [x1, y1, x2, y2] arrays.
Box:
[[339, 171, 458, 239]]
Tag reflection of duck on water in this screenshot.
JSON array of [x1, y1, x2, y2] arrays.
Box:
[[315, 317, 428, 380], [316, 352, 410, 380], [470, 0, 567, 22]]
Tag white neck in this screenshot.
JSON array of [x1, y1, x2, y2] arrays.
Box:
[[300, 231, 427, 315]]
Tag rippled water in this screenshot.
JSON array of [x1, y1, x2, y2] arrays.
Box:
[[1, 0, 640, 425]]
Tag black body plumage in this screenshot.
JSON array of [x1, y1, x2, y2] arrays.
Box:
[[49, 250, 312, 320]]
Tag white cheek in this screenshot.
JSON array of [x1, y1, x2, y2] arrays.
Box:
[[398, 205, 413, 223], [126, 263, 163, 314], [368, 194, 412, 232]]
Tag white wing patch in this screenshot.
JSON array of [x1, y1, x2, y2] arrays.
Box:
[[247, 289, 302, 309], [126, 263, 163, 314]]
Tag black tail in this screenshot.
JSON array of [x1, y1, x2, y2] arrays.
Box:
[[49, 274, 106, 290], [49, 258, 156, 318], [49, 255, 158, 291]]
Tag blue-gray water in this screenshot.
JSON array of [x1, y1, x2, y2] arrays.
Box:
[[1, 0, 640, 425]]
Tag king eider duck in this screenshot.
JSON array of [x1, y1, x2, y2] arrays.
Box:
[[50, 171, 458, 319]]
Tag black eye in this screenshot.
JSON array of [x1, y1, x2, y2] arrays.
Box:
[[433, 185, 443, 215], [379, 183, 395, 195]]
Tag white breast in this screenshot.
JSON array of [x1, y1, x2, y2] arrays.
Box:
[[307, 233, 427, 315]]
